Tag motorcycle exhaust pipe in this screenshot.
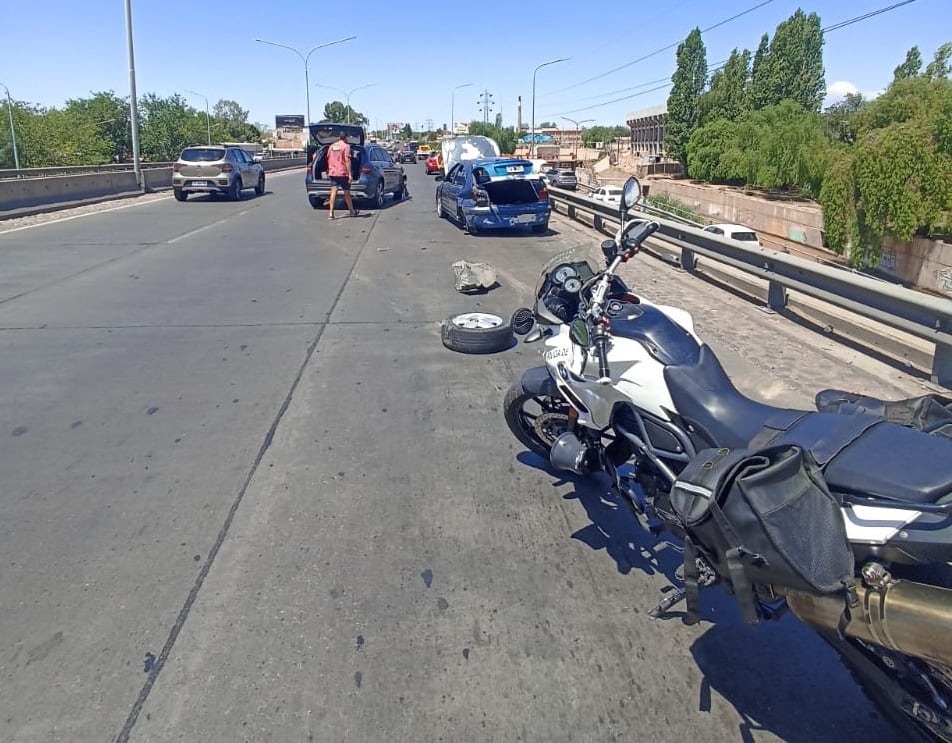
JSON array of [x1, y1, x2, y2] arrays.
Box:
[[786, 579, 952, 667], [550, 432, 588, 474]]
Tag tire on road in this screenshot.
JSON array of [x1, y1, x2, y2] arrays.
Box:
[[440, 312, 513, 354]]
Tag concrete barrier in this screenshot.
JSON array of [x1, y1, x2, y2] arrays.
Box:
[[0, 159, 306, 217]]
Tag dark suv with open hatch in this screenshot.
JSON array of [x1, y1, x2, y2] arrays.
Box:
[[305, 123, 407, 210]]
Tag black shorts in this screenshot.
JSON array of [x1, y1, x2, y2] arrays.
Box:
[[329, 175, 350, 190]]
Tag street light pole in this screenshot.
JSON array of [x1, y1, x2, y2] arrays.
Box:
[[314, 83, 375, 125], [254, 36, 357, 126], [185, 89, 211, 144], [124, 0, 142, 189], [531, 57, 568, 159], [561, 116, 593, 164], [0, 81, 20, 172], [451, 82, 472, 135]]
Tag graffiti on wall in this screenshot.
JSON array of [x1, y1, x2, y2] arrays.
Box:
[[878, 251, 897, 272], [937, 266, 952, 295]]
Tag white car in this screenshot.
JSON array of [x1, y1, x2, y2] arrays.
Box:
[[703, 223, 761, 245], [591, 185, 623, 203]]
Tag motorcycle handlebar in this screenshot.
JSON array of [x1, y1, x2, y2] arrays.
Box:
[[620, 220, 660, 256]]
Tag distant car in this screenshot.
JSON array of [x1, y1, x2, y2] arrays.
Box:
[[398, 149, 416, 164], [425, 152, 443, 175], [591, 185, 623, 203], [417, 145, 432, 161], [704, 223, 761, 245], [305, 123, 407, 209], [545, 168, 577, 190], [172, 145, 265, 202], [435, 157, 551, 234]]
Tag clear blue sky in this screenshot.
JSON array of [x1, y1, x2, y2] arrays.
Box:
[[1, 0, 947, 131]]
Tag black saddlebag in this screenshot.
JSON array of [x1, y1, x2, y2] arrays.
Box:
[[815, 388, 952, 440], [671, 445, 856, 624]]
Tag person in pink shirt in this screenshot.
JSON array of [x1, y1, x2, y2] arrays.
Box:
[[326, 131, 358, 219]]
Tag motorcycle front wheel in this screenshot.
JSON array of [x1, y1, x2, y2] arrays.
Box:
[[503, 380, 571, 459]]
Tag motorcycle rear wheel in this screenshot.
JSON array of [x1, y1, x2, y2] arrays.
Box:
[[820, 630, 952, 742], [503, 380, 570, 460]]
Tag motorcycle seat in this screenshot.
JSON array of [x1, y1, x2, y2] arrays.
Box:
[[664, 345, 952, 505], [663, 344, 799, 450]]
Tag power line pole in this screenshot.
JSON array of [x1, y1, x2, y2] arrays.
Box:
[[477, 89, 494, 124]]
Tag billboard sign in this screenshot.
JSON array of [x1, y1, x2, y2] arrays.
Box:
[[275, 115, 305, 129]]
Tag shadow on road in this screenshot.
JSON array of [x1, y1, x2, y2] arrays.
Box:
[[515, 449, 897, 743]]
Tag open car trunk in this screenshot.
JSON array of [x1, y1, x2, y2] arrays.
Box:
[[482, 180, 543, 205], [312, 144, 362, 181]]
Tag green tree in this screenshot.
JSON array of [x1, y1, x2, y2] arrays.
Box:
[[686, 118, 743, 182], [823, 92, 867, 145], [752, 10, 825, 112], [819, 75, 952, 265], [402, 123, 412, 138], [212, 98, 259, 141], [893, 46, 923, 81], [581, 125, 629, 147], [699, 48, 751, 124], [925, 42, 952, 80], [665, 27, 707, 164], [467, 121, 517, 155], [321, 100, 368, 126], [137, 93, 196, 161], [63, 91, 131, 162], [749, 33, 772, 110]]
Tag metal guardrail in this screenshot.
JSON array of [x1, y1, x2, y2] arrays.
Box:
[[548, 186, 952, 387]]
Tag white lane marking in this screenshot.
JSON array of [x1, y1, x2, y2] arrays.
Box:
[[167, 215, 239, 244], [0, 167, 302, 235]]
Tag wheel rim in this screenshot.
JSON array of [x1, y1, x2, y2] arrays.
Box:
[[436, 196, 442, 216], [515, 392, 570, 450], [376, 182, 384, 208], [451, 312, 504, 330]]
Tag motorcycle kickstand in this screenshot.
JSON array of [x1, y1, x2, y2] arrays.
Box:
[[648, 586, 687, 619]]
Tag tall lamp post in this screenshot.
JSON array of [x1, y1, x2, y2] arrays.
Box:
[[254, 36, 357, 126], [185, 89, 211, 144], [0, 81, 20, 173], [561, 116, 593, 164], [451, 82, 472, 135], [314, 83, 376, 124], [531, 57, 568, 159], [124, 0, 142, 188]]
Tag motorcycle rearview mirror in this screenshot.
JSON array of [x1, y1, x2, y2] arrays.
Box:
[[621, 176, 642, 210], [569, 317, 590, 347]]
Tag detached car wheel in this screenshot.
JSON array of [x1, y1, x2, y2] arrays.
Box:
[[440, 312, 514, 354]]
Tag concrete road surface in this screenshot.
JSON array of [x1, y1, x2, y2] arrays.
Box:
[[0, 165, 926, 742]]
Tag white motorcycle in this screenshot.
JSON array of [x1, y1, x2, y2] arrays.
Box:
[[504, 177, 952, 742]]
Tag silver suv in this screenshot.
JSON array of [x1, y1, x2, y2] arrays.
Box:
[[544, 168, 577, 191], [172, 146, 265, 202]]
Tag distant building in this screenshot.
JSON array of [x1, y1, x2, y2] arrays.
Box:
[[626, 104, 667, 158]]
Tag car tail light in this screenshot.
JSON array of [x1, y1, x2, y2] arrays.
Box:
[[173, 163, 181, 172], [361, 166, 373, 174], [538, 186, 549, 200], [220, 163, 233, 173], [473, 187, 489, 206]]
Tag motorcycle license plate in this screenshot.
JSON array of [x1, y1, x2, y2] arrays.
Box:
[[191, 180, 208, 187]]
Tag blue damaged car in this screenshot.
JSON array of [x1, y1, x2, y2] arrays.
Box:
[[435, 157, 551, 234]]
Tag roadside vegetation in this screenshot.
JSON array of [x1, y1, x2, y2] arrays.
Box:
[[666, 10, 952, 266]]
